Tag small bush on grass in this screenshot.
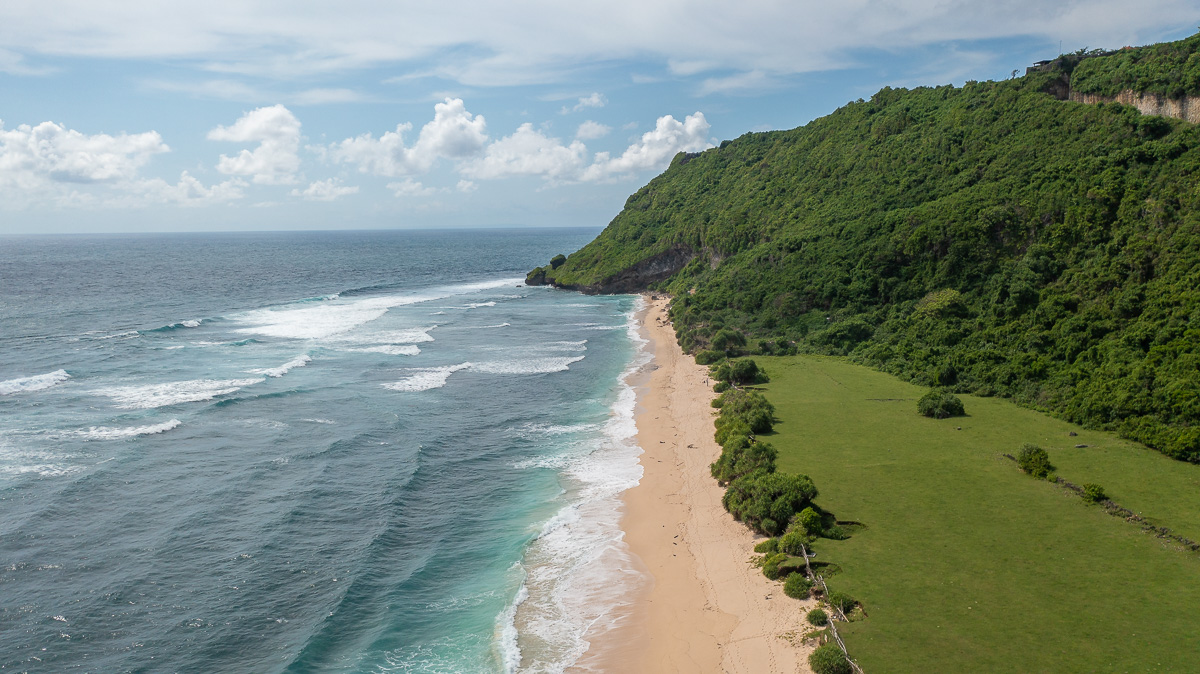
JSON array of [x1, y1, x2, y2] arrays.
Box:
[[1017, 443, 1054, 478], [827, 591, 858, 615], [753, 538, 778, 554], [918, 388, 965, 418], [695, 349, 725, 365], [1082, 483, 1108, 503], [809, 643, 852, 674], [784, 573, 813, 599], [794, 506, 823, 536], [762, 552, 789, 580], [807, 608, 829, 626], [711, 358, 770, 386], [778, 527, 812, 555]]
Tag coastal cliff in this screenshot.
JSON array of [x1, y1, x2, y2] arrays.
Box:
[[532, 31, 1200, 464], [1068, 90, 1200, 124]]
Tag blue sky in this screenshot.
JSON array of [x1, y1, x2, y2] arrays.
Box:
[[1, 1, 1197, 233]]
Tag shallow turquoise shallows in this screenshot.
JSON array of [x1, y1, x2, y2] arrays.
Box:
[[0, 228, 643, 673]]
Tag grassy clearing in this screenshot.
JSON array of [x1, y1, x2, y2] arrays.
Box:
[[757, 355, 1200, 673]]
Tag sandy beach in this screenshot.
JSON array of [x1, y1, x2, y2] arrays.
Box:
[[576, 296, 816, 672]]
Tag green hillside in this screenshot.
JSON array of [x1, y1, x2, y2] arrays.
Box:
[[1072, 32, 1200, 99], [534, 37, 1200, 463]]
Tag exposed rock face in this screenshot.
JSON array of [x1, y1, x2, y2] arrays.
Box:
[[1070, 90, 1200, 124], [525, 266, 548, 286], [553, 244, 697, 294]]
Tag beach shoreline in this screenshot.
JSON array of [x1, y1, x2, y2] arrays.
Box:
[[574, 295, 816, 673]]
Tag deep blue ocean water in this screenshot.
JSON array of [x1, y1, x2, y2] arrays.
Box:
[[0, 229, 646, 672]]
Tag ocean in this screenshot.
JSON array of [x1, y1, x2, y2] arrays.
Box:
[[0, 229, 647, 672]]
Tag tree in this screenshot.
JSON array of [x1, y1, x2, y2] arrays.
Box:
[[711, 328, 747, 354], [1017, 443, 1054, 479]]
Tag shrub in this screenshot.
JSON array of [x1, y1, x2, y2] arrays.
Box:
[[778, 527, 811, 555], [753, 538, 778, 554], [695, 349, 725, 365], [794, 506, 823, 536], [711, 438, 778, 484], [713, 418, 752, 446], [713, 389, 775, 434], [1017, 443, 1054, 478], [549, 254, 567, 269], [918, 388, 966, 418], [713, 381, 730, 393], [809, 643, 852, 674], [711, 358, 769, 386], [723, 471, 820, 534], [1082, 483, 1108, 503], [823, 524, 850, 540], [762, 552, 789, 580], [807, 608, 829, 626], [711, 328, 748, 354], [784, 573, 813, 599], [827, 591, 857, 615]]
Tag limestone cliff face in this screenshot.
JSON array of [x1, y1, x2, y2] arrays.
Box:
[[1069, 90, 1200, 124]]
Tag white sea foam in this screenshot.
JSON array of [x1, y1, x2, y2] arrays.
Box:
[[0, 370, 71, 396], [68, 419, 182, 440], [505, 297, 652, 672], [355, 327, 437, 344], [248, 354, 312, 378], [233, 278, 519, 340], [543, 340, 587, 352], [381, 363, 472, 392], [511, 422, 601, 438], [301, 418, 337, 425], [473, 356, 584, 375], [99, 330, 140, 340], [466, 301, 497, 308], [97, 378, 261, 409], [0, 442, 81, 479], [181, 319, 201, 328], [497, 578, 529, 673], [344, 345, 421, 356]]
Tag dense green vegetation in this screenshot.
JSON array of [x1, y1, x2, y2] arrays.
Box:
[[538, 34, 1200, 464], [759, 355, 1200, 673], [1072, 33, 1200, 98]]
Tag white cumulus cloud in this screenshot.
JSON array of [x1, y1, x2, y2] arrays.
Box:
[[575, 120, 611, 140], [290, 178, 358, 201], [461, 124, 587, 181], [133, 172, 246, 205], [582, 112, 712, 181], [458, 111, 711, 183], [330, 97, 486, 177], [562, 92, 607, 114], [207, 104, 302, 184], [0, 120, 168, 186]]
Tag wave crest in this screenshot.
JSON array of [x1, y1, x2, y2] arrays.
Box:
[[0, 370, 71, 396]]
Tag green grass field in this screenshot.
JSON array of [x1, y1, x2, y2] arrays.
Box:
[[755, 355, 1200, 673]]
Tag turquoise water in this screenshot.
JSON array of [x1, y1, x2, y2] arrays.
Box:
[[0, 229, 646, 672]]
